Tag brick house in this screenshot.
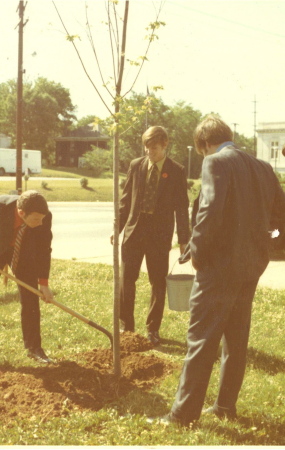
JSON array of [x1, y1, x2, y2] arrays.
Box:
[[55, 124, 110, 167]]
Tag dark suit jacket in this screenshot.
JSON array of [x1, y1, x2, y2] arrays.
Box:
[[190, 145, 285, 281], [119, 156, 190, 251], [0, 195, 52, 279]]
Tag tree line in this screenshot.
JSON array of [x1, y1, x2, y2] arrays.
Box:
[[0, 77, 254, 178]]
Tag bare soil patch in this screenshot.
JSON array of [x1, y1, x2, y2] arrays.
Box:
[[0, 332, 176, 423]]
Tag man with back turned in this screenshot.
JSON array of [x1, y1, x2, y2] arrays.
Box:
[[150, 115, 285, 426]]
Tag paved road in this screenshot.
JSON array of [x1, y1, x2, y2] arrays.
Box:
[[49, 202, 114, 263], [1, 177, 78, 181], [258, 259, 285, 290], [48, 202, 285, 290]]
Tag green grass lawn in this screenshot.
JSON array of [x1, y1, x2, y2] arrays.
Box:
[[0, 177, 116, 202], [41, 167, 115, 179], [0, 167, 121, 202], [0, 260, 285, 445], [0, 168, 200, 202]]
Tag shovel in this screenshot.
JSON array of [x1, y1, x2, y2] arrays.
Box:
[[0, 268, 113, 348]]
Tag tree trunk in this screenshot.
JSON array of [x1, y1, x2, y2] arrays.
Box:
[[112, 0, 129, 378], [112, 119, 121, 378]]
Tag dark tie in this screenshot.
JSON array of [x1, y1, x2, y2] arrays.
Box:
[[141, 164, 159, 213], [11, 223, 27, 274]]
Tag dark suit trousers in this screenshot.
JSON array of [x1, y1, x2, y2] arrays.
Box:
[[5, 242, 42, 351], [120, 213, 169, 332], [171, 267, 258, 424], [16, 271, 42, 351]]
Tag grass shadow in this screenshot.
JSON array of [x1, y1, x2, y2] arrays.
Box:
[[155, 337, 187, 355], [247, 346, 285, 374], [83, 186, 96, 192], [202, 413, 285, 445], [0, 292, 19, 305]]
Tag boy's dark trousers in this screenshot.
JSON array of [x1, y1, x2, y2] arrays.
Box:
[[17, 272, 42, 351], [9, 235, 42, 351], [120, 213, 169, 333]]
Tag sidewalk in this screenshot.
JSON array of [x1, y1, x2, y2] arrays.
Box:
[[69, 246, 285, 291], [258, 259, 285, 290], [167, 248, 285, 290]]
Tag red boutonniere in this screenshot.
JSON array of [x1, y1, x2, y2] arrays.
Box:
[[162, 172, 168, 178]]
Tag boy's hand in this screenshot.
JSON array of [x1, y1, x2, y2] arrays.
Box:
[[178, 242, 191, 264], [39, 285, 54, 303]]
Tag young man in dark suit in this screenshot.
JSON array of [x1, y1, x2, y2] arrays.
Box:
[[150, 115, 285, 425], [0, 190, 53, 363], [112, 126, 190, 345]]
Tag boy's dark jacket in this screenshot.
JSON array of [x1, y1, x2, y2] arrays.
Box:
[[119, 156, 190, 250], [0, 194, 52, 279]]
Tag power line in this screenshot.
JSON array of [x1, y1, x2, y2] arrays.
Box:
[[168, 1, 285, 40]]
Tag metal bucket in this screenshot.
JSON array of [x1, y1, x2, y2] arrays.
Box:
[[166, 261, 194, 311]]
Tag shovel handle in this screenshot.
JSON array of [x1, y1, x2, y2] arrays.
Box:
[[0, 268, 42, 296], [0, 268, 113, 347]]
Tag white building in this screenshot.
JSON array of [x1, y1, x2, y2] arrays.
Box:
[[256, 122, 285, 173]]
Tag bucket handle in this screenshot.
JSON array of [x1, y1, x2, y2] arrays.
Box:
[[169, 258, 194, 275]]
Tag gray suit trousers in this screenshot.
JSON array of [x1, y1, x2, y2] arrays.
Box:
[[171, 266, 258, 424]]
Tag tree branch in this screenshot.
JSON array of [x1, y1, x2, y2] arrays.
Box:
[[106, 0, 118, 85], [116, 0, 129, 95], [122, 1, 165, 98], [84, 2, 113, 99], [113, 1, 120, 76], [52, 1, 114, 117]]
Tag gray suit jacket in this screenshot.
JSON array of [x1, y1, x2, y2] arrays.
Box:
[[190, 145, 285, 282]]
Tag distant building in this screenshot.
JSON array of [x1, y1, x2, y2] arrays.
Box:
[[256, 122, 285, 173], [0, 133, 12, 148], [55, 124, 110, 167]]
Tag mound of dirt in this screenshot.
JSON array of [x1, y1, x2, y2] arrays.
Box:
[[119, 331, 154, 352], [0, 332, 176, 424]]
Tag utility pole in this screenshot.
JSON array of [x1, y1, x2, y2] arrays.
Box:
[[253, 95, 257, 156], [232, 123, 238, 141], [16, 1, 28, 194]]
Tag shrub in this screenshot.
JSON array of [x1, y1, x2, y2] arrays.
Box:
[[82, 147, 112, 177], [119, 178, 126, 189], [41, 180, 48, 189], [80, 177, 89, 189]]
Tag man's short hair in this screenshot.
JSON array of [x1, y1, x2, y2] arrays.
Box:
[[194, 115, 233, 155], [282, 145, 285, 157], [17, 190, 49, 216], [142, 126, 168, 147]]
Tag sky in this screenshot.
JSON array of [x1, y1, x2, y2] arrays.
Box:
[[1, 0, 285, 138]]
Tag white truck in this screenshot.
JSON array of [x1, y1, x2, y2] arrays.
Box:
[[0, 148, 41, 176]]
